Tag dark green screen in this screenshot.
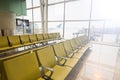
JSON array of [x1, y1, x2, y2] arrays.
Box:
[[0, 0, 26, 16]]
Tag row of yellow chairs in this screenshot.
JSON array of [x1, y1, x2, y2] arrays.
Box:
[[0, 32, 61, 52], [0, 35, 90, 80]]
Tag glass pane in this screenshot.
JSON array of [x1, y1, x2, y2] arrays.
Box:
[[33, 8, 41, 21], [48, 22, 63, 36], [24, 22, 33, 34], [91, 0, 120, 20], [103, 21, 118, 43], [24, 10, 32, 21], [65, 0, 91, 20], [34, 22, 42, 34], [16, 16, 22, 19], [48, 0, 64, 4], [90, 21, 105, 41], [15, 25, 24, 35], [64, 22, 89, 39], [26, 0, 32, 8], [91, 0, 105, 19], [48, 4, 64, 21], [33, 0, 40, 7], [15, 16, 23, 35]]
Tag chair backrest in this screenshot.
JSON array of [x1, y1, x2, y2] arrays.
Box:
[[29, 34, 37, 42], [20, 35, 30, 44], [52, 33, 57, 40], [48, 33, 53, 40], [52, 43, 67, 60], [0, 36, 9, 48], [74, 37, 82, 46], [36, 46, 57, 71], [3, 51, 41, 80], [70, 39, 77, 49], [36, 34, 44, 41], [56, 33, 61, 39], [81, 35, 88, 42], [43, 33, 49, 40], [50, 33, 55, 40], [78, 35, 88, 46], [63, 40, 73, 55], [8, 35, 21, 46]]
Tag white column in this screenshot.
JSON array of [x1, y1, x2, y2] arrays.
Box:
[[0, 12, 16, 36], [40, 0, 48, 33]]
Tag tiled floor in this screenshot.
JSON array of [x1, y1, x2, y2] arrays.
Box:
[[75, 43, 120, 80]]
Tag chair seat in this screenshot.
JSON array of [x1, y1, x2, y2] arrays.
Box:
[[22, 43, 33, 46], [78, 43, 90, 53], [3, 52, 43, 80], [74, 52, 83, 58], [0, 47, 12, 51], [60, 58, 78, 68], [45, 65, 71, 80], [37, 40, 46, 43], [12, 44, 23, 48], [32, 41, 39, 44], [68, 52, 83, 59]]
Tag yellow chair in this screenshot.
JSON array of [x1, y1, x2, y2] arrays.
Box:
[[29, 34, 38, 44], [36, 46, 72, 80], [63, 40, 83, 59], [43, 33, 49, 41], [70, 39, 79, 51], [36, 34, 45, 43], [8, 35, 22, 48], [78, 36, 90, 53], [51, 33, 55, 40], [48, 33, 54, 41], [53, 33, 57, 40], [52, 42, 78, 68], [56, 32, 62, 40], [0, 36, 11, 51], [80, 35, 89, 46], [74, 37, 82, 47], [3, 51, 44, 80], [20, 35, 32, 46]]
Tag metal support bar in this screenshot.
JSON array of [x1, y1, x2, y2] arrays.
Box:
[[63, 0, 66, 38], [88, 0, 93, 40]]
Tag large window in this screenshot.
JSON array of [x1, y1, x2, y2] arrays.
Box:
[[26, 0, 32, 8], [33, 8, 41, 21], [48, 2, 64, 36], [33, 0, 40, 7], [65, 22, 89, 39], [65, 0, 90, 20], [48, 0, 91, 39], [15, 0, 120, 43], [25, 10, 32, 21], [34, 23, 42, 34], [63, 0, 91, 39], [15, 0, 42, 35], [48, 3, 64, 21], [48, 22, 63, 36]]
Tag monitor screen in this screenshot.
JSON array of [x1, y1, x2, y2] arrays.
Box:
[[16, 18, 29, 26]]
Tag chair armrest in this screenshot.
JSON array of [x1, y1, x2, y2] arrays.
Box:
[[58, 56, 68, 60], [9, 43, 12, 47], [66, 50, 75, 58], [21, 41, 25, 44], [30, 39, 33, 42], [42, 66, 54, 78], [57, 56, 68, 66], [67, 50, 73, 53]]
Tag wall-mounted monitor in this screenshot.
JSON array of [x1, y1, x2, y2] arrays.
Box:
[[16, 18, 29, 27]]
